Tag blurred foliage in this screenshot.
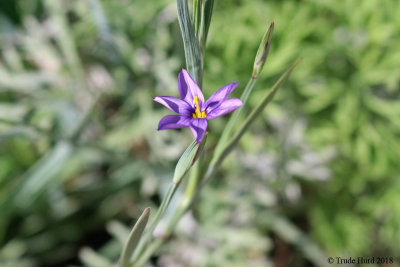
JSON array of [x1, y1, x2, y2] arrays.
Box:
[[0, 0, 399, 266]]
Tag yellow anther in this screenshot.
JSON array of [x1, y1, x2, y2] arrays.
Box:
[[193, 96, 199, 105], [192, 96, 206, 119]]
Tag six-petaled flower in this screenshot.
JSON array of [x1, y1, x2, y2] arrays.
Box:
[[154, 69, 242, 142]]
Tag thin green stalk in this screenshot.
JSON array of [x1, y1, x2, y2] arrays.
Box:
[[184, 160, 201, 201], [131, 182, 178, 260], [133, 238, 163, 267], [132, 0, 213, 264], [212, 77, 256, 164], [131, 137, 205, 263], [203, 58, 302, 187], [212, 22, 274, 165], [133, 162, 202, 266]]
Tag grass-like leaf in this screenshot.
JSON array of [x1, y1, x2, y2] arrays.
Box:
[[198, 0, 214, 53], [173, 140, 198, 184], [212, 22, 274, 164], [177, 0, 203, 86], [193, 0, 201, 37], [205, 58, 302, 185], [119, 207, 151, 267], [132, 137, 206, 261], [173, 135, 207, 184]]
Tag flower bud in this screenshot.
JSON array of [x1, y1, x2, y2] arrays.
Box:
[[253, 22, 274, 79]]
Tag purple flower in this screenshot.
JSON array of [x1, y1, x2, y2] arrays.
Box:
[[154, 69, 243, 142]]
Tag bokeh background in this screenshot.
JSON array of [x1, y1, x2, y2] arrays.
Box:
[[1, 0, 399, 266]]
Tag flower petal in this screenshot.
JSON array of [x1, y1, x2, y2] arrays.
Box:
[[190, 119, 207, 143], [178, 69, 204, 105], [158, 115, 191, 130], [204, 82, 238, 112], [206, 98, 243, 120], [153, 96, 192, 116]]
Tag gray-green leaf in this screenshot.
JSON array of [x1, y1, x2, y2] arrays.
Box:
[[119, 208, 151, 267]]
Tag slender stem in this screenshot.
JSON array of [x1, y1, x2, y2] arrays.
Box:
[[131, 182, 178, 261], [133, 162, 202, 266], [203, 59, 302, 188], [184, 160, 201, 201], [211, 77, 257, 165], [133, 237, 163, 267], [132, 0, 213, 264]]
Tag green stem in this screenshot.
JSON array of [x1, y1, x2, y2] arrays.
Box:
[[211, 77, 257, 165], [133, 162, 202, 266], [133, 238, 163, 267], [131, 182, 179, 261], [203, 58, 302, 188], [132, 0, 213, 264]]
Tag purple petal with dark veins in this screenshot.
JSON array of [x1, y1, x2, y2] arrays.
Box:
[[153, 96, 192, 116], [206, 98, 243, 120], [178, 69, 204, 105], [204, 82, 238, 112], [190, 119, 207, 143], [158, 115, 191, 130]]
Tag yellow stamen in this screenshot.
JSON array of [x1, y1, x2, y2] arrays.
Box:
[[192, 96, 206, 118], [193, 96, 200, 106]]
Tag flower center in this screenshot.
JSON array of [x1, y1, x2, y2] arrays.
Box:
[[192, 96, 206, 119]]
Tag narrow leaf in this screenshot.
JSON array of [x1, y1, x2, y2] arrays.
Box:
[[193, 0, 201, 37], [119, 208, 151, 267], [132, 137, 206, 261], [221, 58, 302, 161], [177, 0, 203, 86], [206, 58, 302, 184], [212, 22, 274, 162], [198, 0, 214, 52], [173, 134, 207, 184], [131, 186, 176, 261]]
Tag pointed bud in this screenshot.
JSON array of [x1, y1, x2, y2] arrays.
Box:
[[252, 22, 274, 79]]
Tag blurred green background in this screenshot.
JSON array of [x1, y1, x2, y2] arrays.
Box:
[[1, 0, 399, 266]]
